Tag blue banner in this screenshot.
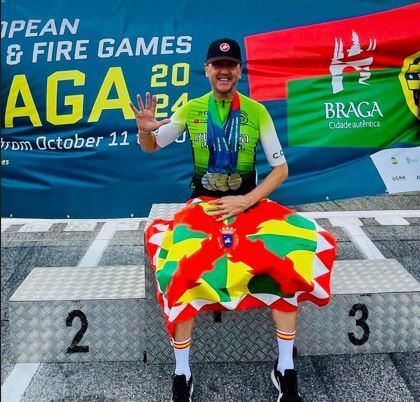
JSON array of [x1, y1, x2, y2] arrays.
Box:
[[1, 0, 418, 218]]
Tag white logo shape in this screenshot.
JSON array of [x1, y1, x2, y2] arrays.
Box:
[[330, 31, 376, 94], [220, 43, 230, 52]]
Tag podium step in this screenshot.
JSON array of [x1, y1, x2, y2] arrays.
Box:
[[144, 203, 420, 363], [145, 257, 420, 362], [10, 265, 145, 363]]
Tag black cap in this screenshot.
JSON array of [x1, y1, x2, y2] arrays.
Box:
[[206, 38, 242, 65]]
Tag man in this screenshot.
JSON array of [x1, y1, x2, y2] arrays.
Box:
[[130, 38, 335, 402]]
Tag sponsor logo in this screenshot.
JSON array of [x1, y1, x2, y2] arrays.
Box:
[[273, 150, 284, 159], [220, 43, 230, 52], [193, 133, 249, 149], [399, 51, 420, 119], [240, 111, 249, 125], [193, 133, 207, 144], [389, 156, 418, 166], [239, 134, 249, 150], [330, 31, 376, 94], [392, 175, 406, 182]]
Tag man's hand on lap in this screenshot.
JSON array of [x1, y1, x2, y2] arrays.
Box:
[[207, 195, 253, 221]]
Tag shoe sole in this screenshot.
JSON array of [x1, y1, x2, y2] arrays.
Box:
[[270, 370, 283, 402], [270, 369, 280, 390], [170, 383, 194, 402]]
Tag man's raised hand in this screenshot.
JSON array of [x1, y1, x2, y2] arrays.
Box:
[[129, 92, 171, 133]]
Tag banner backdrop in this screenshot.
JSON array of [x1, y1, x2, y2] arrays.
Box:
[[1, 1, 419, 218]]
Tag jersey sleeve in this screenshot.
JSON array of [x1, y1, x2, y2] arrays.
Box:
[[154, 102, 189, 148], [259, 105, 287, 166]]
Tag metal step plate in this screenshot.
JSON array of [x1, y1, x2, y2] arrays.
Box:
[[9, 265, 145, 363], [145, 255, 420, 363], [146, 203, 185, 227]]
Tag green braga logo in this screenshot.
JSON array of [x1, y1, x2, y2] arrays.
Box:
[[287, 34, 419, 148]]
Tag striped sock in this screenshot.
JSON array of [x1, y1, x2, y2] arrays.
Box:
[[276, 329, 296, 375], [172, 338, 192, 380]]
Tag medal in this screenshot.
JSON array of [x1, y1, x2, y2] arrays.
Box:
[[205, 93, 243, 193], [208, 172, 218, 190], [215, 173, 229, 192], [201, 173, 213, 190], [212, 173, 221, 190], [228, 173, 242, 190]]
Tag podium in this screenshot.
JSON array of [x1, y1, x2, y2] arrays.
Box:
[[144, 203, 420, 363], [10, 265, 145, 362]]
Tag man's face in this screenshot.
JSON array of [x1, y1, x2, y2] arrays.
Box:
[[205, 60, 242, 98]]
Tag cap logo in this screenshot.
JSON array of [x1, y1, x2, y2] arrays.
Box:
[[220, 43, 230, 52]]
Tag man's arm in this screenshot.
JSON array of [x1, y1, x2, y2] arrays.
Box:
[[137, 130, 161, 153], [129, 92, 170, 153], [137, 119, 187, 152], [130, 92, 187, 153], [245, 163, 288, 206], [245, 103, 288, 205]]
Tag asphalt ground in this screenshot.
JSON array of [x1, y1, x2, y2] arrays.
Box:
[[1, 192, 419, 401]]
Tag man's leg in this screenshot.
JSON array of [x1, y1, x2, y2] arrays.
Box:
[[171, 318, 195, 401], [271, 309, 297, 374], [270, 309, 302, 401], [173, 318, 195, 380]]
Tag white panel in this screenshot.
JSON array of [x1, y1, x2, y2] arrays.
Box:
[[370, 147, 420, 193]]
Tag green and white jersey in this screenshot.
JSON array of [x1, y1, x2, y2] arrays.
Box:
[[155, 91, 286, 178]]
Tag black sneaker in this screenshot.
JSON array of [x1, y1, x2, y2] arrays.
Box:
[[271, 366, 303, 402], [171, 374, 193, 402]]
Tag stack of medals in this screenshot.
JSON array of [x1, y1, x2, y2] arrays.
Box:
[[202, 94, 243, 192], [202, 171, 242, 191]]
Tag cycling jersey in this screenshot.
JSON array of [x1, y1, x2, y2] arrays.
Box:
[[155, 91, 286, 196]]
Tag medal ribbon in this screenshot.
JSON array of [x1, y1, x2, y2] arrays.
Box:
[[206, 92, 241, 174]]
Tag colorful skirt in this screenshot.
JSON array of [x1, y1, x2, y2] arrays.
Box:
[[145, 197, 336, 337]]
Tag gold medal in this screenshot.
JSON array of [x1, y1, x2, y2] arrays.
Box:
[[228, 173, 242, 190], [215, 173, 229, 192]]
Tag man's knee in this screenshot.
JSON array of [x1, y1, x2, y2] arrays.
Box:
[[174, 317, 195, 340]]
